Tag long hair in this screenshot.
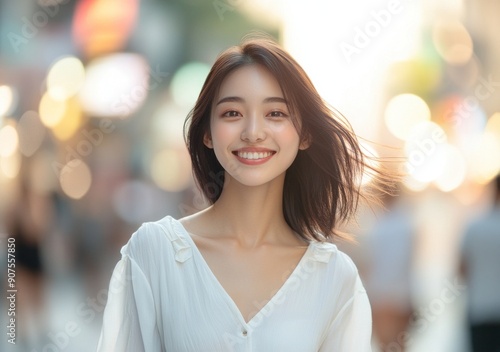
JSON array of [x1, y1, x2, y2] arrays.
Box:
[[184, 36, 393, 242]]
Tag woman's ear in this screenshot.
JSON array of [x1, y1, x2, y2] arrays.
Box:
[[203, 132, 213, 148], [299, 132, 312, 150]]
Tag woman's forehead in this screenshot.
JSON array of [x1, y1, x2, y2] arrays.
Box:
[[215, 64, 285, 101]]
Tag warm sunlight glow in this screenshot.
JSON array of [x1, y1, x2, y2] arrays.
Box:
[[467, 131, 500, 185], [359, 142, 379, 186], [79, 53, 150, 118], [59, 159, 92, 199], [485, 112, 500, 138], [0, 151, 21, 179], [0, 85, 15, 117], [385, 94, 431, 140], [433, 144, 466, 192], [47, 56, 86, 101], [404, 121, 448, 183], [0, 123, 19, 157], [51, 97, 83, 141], [402, 173, 429, 192], [39, 91, 66, 128], [151, 149, 192, 192], [432, 19, 473, 66]]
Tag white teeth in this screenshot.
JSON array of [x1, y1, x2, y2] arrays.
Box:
[[237, 151, 273, 160]]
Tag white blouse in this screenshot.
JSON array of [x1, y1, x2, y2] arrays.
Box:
[[96, 215, 372, 351]]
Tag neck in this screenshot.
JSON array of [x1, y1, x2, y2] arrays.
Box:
[[207, 172, 296, 249]]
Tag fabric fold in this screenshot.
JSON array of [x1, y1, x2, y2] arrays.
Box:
[[157, 216, 193, 263], [311, 242, 336, 263]]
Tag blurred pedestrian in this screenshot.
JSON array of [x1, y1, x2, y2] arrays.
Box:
[[365, 192, 415, 352], [6, 164, 55, 350], [460, 175, 500, 352]]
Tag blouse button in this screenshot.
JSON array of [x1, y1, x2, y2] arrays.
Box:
[[242, 329, 248, 337]]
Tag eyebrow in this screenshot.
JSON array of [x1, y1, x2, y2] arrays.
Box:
[[215, 96, 288, 106]]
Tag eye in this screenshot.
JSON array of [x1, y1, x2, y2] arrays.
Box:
[[222, 110, 241, 118], [268, 110, 288, 118]]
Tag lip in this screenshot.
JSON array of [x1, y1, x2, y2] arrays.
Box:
[[232, 147, 276, 165]]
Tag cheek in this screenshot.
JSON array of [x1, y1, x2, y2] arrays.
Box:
[[271, 123, 301, 148], [210, 121, 238, 149]]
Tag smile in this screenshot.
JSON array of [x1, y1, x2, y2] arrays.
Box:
[[232, 150, 276, 165], [237, 151, 274, 160]]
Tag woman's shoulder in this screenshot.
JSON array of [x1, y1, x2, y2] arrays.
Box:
[[310, 240, 361, 282], [121, 215, 193, 264], [308, 241, 366, 306]]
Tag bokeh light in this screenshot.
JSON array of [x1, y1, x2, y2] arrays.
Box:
[[150, 148, 192, 192], [404, 121, 448, 183], [39, 91, 67, 128], [17, 111, 46, 157], [79, 53, 150, 118], [402, 174, 429, 192], [151, 101, 188, 147], [59, 159, 92, 199], [0, 122, 19, 157], [384, 94, 431, 140], [0, 151, 21, 179], [433, 144, 466, 192], [386, 59, 442, 96], [47, 56, 86, 101], [170, 62, 211, 108], [73, 0, 139, 57], [467, 131, 500, 185], [0, 85, 16, 117], [432, 19, 473, 66], [51, 97, 84, 141], [485, 112, 500, 138]]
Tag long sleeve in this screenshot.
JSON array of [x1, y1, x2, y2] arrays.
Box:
[[96, 253, 162, 352], [319, 276, 373, 352]]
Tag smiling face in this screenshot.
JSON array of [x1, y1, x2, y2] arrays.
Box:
[[204, 64, 308, 187]]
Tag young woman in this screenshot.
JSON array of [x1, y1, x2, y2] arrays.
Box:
[[97, 36, 389, 351]]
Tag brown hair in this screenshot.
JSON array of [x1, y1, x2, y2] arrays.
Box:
[[184, 35, 393, 242]]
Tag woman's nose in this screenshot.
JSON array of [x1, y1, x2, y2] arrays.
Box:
[[241, 114, 266, 142]]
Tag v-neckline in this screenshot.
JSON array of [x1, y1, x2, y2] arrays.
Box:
[[173, 218, 313, 327]]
